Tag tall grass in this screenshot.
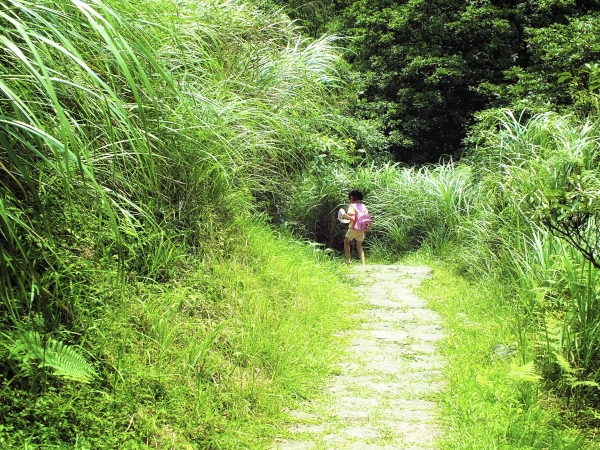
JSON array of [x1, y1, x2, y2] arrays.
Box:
[[0, 0, 357, 445], [464, 110, 600, 401], [418, 262, 590, 449], [1, 220, 353, 447], [5, 0, 600, 443], [278, 160, 478, 257], [278, 106, 600, 425], [0, 0, 347, 343]]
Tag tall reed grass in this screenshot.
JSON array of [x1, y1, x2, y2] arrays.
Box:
[[0, 0, 347, 345], [279, 160, 478, 257], [0, 0, 356, 445]]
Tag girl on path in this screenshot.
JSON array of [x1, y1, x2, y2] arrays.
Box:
[[341, 189, 368, 265]]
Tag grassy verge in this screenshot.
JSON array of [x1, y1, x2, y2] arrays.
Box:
[[0, 221, 354, 449], [409, 257, 596, 449]]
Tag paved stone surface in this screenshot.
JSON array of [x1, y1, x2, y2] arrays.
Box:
[[273, 265, 446, 449]]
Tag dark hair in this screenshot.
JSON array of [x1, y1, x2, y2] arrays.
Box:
[[348, 189, 363, 201]]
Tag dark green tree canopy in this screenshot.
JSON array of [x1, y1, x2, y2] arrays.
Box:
[[336, 0, 600, 162], [261, 0, 593, 163], [338, 0, 520, 162]]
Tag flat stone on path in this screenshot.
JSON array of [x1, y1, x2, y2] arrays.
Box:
[[273, 264, 446, 449]]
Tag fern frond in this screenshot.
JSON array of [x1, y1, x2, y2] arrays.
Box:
[[10, 331, 96, 383], [508, 361, 542, 383], [554, 351, 579, 375]]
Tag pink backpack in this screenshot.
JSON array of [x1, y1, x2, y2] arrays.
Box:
[[351, 203, 372, 232]]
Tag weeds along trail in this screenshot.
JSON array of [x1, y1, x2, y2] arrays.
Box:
[[273, 265, 446, 449]]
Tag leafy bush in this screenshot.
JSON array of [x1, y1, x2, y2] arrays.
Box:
[[465, 109, 600, 411]]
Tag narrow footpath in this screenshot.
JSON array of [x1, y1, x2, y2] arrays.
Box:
[[273, 265, 446, 450]]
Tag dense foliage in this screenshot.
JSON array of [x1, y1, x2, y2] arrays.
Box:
[[281, 110, 600, 444], [4, 0, 600, 446], [0, 0, 351, 332], [282, 0, 600, 162], [0, 0, 356, 446]]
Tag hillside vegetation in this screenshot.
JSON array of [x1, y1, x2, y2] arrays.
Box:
[[0, 0, 357, 446], [3, 0, 600, 448]]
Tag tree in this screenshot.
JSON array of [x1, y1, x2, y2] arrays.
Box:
[[506, 14, 600, 115], [333, 0, 600, 163]]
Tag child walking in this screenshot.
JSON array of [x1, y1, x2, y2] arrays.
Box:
[[341, 189, 368, 265]]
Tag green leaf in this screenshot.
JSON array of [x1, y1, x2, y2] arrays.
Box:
[[509, 361, 542, 383], [10, 331, 96, 383], [557, 72, 573, 83]]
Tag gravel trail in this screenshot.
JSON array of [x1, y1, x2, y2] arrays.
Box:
[[273, 265, 446, 450]]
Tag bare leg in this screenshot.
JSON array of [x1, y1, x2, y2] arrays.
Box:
[[344, 237, 351, 264], [357, 240, 365, 265]]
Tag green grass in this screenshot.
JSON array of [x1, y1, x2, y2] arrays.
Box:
[[414, 258, 597, 449], [0, 0, 352, 331], [277, 109, 600, 431], [0, 220, 355, 448], [0, 0, 360, 445], [4, 0, 600, 445]]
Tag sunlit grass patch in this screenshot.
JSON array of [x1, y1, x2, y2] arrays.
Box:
[[416, 260, 592, 449], [0, 221, 356, 448], [93, 221, 355, 448]]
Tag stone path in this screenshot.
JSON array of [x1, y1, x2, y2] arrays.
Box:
[[273, 265, 446, 450]]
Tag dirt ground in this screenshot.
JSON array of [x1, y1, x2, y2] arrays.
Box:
[[273, 264, 446, 450]]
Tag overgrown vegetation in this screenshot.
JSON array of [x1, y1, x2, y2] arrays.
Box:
[[1, 220, 353, 447], [4, 0, 600, 447], [0, 0, 358, 446], [282, 110, 600, 445], [417, 262, 590, 449], [281, 0, 600, 163]]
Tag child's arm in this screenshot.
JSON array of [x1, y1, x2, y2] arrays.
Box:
[[343, 206, 356, 221]]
